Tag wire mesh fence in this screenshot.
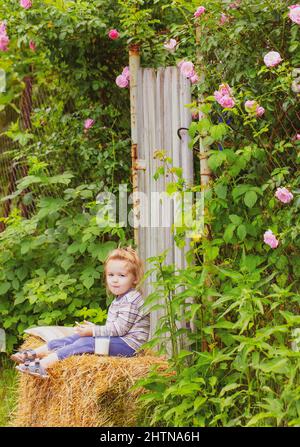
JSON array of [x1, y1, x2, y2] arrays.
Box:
[[0, 74, 77, 231]]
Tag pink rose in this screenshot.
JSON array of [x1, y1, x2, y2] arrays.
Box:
[[0, 22, 9, 52], [214, 83, 235, 108], [275, 187, 294, 204], [0, 22, 6, 34], [214, 91, 223, 103], [108, 29, 120, 40], [288, 5, 300, 25], [190, 73, 199, 84], [122, 66, 130, 80], [229, 0, 241, 9], [20, 0, 32, 9], [180, 61, 195, 78], [245, 100, 257, 112], [296, 134, 300, 140], [192, 111, 205, 120], [164, 38, 177, 52], [245, 100, 265, 117], [29, 40, 36, 51], [219, 83, 232, 96], [220, 13, 229, 25], [194, 6, 206, 18], [177, 60, 185, 69], [84, 118, 95, 131], [264, 51, 282, 67], [263, 230, 279, 249], [0, 34, 9, 52], [116, 74, 129, 88], [219, 95, 235, 108], [256, 106, 265, 117]]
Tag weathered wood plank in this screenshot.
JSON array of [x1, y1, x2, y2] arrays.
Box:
[[135, 66, 192, 341]]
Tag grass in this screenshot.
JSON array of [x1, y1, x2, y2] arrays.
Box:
[[0, 354, 17, 427]]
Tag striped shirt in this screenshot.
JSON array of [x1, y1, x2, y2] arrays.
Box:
[[92, 288, 150, 351]]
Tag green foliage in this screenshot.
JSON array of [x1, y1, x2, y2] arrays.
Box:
[[0, 172, 128, 350], [0, 1, 133, 350], [130, 0, 300, 427], [138, 252, 300, 427], [0, 0, 131, 188], [1, 0, 300, 428], [0, 356, 17, 427]]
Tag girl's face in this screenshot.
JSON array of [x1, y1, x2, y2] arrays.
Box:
[[106, 259, 137, 296]]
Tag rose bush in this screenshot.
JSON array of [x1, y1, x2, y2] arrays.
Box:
[[118, 0, 300, 427], [0, 0, 132, 349]]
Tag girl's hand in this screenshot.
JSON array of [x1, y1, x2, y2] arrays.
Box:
[[74, 324, 93, 337]]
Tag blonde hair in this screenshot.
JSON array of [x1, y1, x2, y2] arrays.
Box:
[[104, 246, 144, 292]]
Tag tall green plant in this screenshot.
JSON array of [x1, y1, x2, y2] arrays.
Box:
[[134, 0, 300, 427]]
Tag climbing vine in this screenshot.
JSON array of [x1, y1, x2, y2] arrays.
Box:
[[0, 0, 132, 349]]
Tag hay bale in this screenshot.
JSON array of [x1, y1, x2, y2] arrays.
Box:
[[11, 336, 168, 427]]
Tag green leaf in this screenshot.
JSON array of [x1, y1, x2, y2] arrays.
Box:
[[16, 267, 28, 281], [67, 242, 82, 255], [206, 246, 219, 261], [153, 166, 165, 180], [215, 183, 227, 199], [246, 412, 274, 427], [97, 241, 117, 262], [220, 383, 243, 397], [194, 396, 207, 411], [197, 118, 211, 133], [61, 256, 74, 272], [199, 104, 212, 114], [202, 136, 215, 146], [82, 277, 94, 289], [208, 151, 227, 171], [210, 123, 227, 140], [14, 294, 27, 306], [188, 122, 198, 138], [229, 214, 242, 225], [4, 130, 34, 146], [232, 184, 252, 201], [166, 182, 178, 195], [241, 255, 263, 272], [280, 311, 300, 325], [0, 282, 10, 295], [211, 320, 235, 329], [257, 358, 289, 374], [223, 223, 236, 243], [289, 42, 299, 53], [36, 198, 66, 219], [178, 350, 193, 359], [244, 190, 257, 208], [237, 224, 247, 240], [215, 267, 243, 281], [48, 172, 74, 185]]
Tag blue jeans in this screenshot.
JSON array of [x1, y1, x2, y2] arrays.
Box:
[[47, 334, 135, 360]]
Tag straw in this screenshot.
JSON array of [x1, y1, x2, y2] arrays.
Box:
[[11, 336, 168, 427]]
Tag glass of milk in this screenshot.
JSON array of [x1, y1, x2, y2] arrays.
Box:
[[95, 336, 110, 355]]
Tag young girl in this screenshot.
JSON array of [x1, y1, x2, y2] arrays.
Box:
[[13, 247, 150, 378]]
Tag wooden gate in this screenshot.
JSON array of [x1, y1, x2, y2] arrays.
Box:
[[130, 53, 193, 338]]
